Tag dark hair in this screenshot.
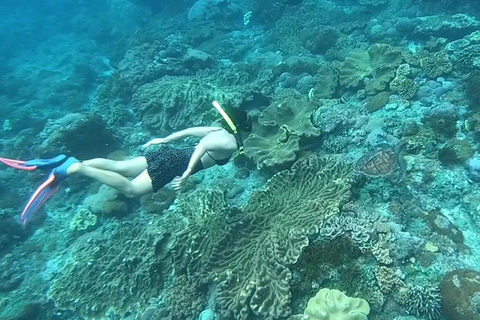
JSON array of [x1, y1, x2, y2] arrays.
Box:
[[221, 106, 252, 132]]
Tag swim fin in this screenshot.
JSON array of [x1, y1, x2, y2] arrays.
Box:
[[0, 155, 67, 171], [21, 157, 78, 225]]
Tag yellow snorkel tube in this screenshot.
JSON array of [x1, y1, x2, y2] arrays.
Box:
[[212, 100, 245, 154]]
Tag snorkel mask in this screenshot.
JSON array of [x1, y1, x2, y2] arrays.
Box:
[[212, 100, 245, 155]]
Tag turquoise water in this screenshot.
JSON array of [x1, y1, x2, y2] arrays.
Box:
[[0, 0, 480, 319]]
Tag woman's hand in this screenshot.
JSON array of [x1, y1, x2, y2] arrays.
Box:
[[172, 169, 192, 191], [141, 137, 169, 149]]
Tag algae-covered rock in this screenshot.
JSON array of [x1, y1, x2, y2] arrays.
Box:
[[82, 185, 132, 217], [438, 138, 474, 165], [440, 269, 480, 320], [366, 91, 391, 113]]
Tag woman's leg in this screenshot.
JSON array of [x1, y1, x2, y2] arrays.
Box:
[[82, 157, 148, 177], [67, 163, 153, 198]]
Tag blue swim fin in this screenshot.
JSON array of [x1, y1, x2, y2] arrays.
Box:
[[21, 157, 78, 224]]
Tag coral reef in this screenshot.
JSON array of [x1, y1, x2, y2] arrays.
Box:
[[48, 217, 172, 319], [5, 2, 480, 320], [244, 96, 321, 173], [440, 269, 480, 320], [171, 156, 353, 320], [303, 288, 370, 320], [69, 207, 98, 232], [131, 75, 222, 133], [336, 43, 403, 94]]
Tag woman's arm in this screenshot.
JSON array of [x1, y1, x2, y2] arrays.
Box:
[[142, 127, 222, 149], [165, 127, 222, 142]]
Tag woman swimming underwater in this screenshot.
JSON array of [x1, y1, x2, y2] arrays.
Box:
[[0, 101, 252, 224]]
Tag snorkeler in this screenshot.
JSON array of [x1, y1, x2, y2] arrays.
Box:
[[0, 101, 252, 224]]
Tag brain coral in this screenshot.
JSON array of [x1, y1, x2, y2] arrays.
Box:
[[304, 288, 370, 320], [172, 156, 353, 320]]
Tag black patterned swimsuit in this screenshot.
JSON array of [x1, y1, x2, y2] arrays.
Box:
[[145, 146, 230, 192]]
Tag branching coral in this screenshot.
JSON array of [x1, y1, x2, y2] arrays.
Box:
[[389, 64, 418, 99], [171, 156, 353, 320], [420, 51, 453, 77], [69, 207, 98, 232], [455, 44, 480, 69], [402, 284, 442, 320], [404, 49, 452, 77]]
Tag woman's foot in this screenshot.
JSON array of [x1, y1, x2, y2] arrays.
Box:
[[67, 162, 82, 174], [52, 157, 79, 180]]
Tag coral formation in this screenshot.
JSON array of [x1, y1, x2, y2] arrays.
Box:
[[440, 269, 480, 320], [34, 114, 117, 159], [437, 138, 474, 165], [402, 284, 442, 320], [337, 43, 403, 94], [420, 51, 453, 77], [171, 156, 353, 320], [244, 96, 320, 172], [48, 218, 171, 319], [82, 185, 132, 217], [303, 288, 370, 320], [131, 75, 222, 133], [69, 207, 98, 232]]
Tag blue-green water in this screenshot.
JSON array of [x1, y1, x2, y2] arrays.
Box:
[[1, 0, 480, 319]]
